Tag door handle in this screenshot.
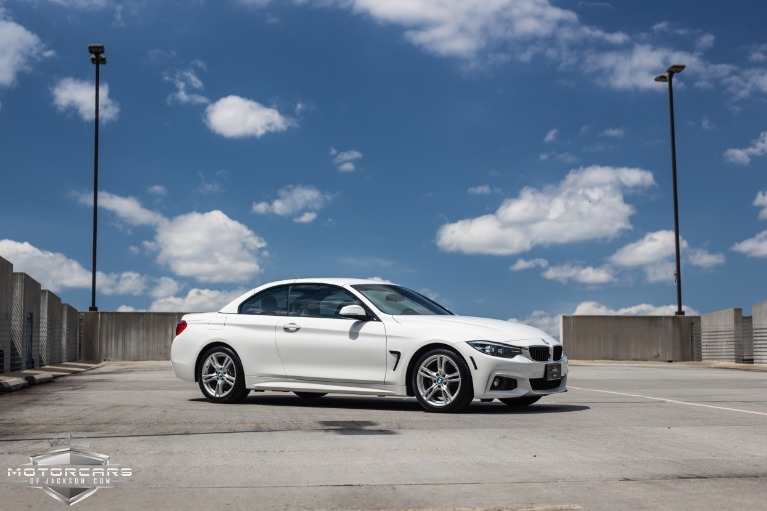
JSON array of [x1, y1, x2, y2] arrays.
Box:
[[282, 323, 301, 333]]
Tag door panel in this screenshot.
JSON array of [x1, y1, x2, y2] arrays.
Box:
[[223, 314, 284, 378], [276, 317, 387, 383]]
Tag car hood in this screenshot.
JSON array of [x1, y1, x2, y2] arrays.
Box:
[[389, 315, 558, 345]]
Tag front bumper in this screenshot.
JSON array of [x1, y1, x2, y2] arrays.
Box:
[[471, 354, 568, 399]]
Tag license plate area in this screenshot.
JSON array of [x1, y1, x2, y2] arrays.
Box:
[[546, 363, 561, 381]]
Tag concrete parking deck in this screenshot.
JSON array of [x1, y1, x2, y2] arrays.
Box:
[[1, 361, 766, 510]]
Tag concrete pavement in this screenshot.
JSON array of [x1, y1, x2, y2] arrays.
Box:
[[1, 361, 766, 510]]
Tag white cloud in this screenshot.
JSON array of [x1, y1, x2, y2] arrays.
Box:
[[205, 95, 294, 138], [732, 231, 767, 258], [0, 239, 92, 291], [609, 230, 678, 267], [724, 132, 767, 165], [47, 0, 109, 8], [731, 192, 767, 258], [695, 34, 715, 52], [197, 170, 227, 195], [294, 211, 317, 223], [154, 211, 266, 283], [437, 165, 655, 255], [609, 230, 724, 281], [687, 248, 726, 268], [330, 147, 363, 172], [468, 185, 491, 195], [642, 260, 676, 284], [165, 64, 209, 105], [0, 239, 154, 296], [573, 300, 699, 316], [99, 271, 148, 296], [600, 128, 624, 138], [52, 77, 120, 122], [341, 0, 625, 60], [235, 0, 272, 7], [748, 45, 767, 63], [544, 128, 558, 143], [149, 276, 185, 299], [0, 16, 47, 88], [724, 68, 767, 100], [542, 263, 615, 285], [509, 310, 561, 338], [150, 288, 247, 312], [252, 185, 333, 223], [509, 258, 548, 271], [582, 45, 702, 92], [148, 185, 167, 196], [77, 191, 165, 226], [80, 191, 268, 283], [755, 191, 767, 221]]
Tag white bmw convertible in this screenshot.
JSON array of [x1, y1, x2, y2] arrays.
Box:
[[170, 278, 567, 413]]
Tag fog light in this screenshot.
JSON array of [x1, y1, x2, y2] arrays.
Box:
[[489, 376, 518, 391]]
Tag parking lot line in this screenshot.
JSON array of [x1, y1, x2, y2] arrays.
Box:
[[569, 386, 767, 417]]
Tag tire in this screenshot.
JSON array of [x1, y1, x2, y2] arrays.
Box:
[[197, 346, 249, 403], [499, 396, 541, 407], [412, 348, 474, 413], [294, 392, 327, 398]]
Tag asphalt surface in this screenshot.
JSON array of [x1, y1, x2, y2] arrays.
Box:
[[1, 361, 766, 510]]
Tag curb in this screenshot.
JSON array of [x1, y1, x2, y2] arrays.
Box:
[[0, 362, 103, 393], [0, 377, 28, 392]]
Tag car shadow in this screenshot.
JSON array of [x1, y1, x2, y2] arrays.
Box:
[[189, 394, 590, 414]]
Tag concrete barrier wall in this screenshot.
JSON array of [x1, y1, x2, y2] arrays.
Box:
[[0, 257, 11, 374], [12, 272, 42, 369], [0, 255, 80, 372], [700, 308, 752, 363], [40, 290, 63, 366], [561, 315, 699, 361], [754, 301, 767, 364], [80, 312, 184, 361], [62, 304, 79, 362]]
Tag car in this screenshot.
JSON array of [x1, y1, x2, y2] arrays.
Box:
[[170, 278, 567, 413]]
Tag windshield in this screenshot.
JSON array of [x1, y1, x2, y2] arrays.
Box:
[[352, 284, 453, 316]]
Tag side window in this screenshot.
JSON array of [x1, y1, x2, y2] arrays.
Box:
[[239, 286, 289, 315], [288, 284, 361, 318], [321, 289, 360, 318]]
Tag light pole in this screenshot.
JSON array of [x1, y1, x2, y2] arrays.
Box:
[[655, 64, 686, 316], [88, 44, 106, 312]]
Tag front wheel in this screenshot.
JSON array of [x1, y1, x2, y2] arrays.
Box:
[[499, 396, 541, 407], [197, 346, 249, 403], [412, 349, 474, 413]]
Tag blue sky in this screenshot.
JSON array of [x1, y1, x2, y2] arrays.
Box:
[[1, 0, 766, 335]]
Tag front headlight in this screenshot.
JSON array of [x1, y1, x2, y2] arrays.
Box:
[[467, 341, 523, 359]]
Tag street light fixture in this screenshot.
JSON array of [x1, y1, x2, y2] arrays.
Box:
[[655, 64, 686, 316], [88, 44, 106, 312]]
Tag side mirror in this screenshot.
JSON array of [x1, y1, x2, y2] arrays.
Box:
[[339, 304, 369, 321]]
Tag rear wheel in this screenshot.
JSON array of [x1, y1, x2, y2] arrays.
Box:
[[499, 396, 541, 407], [294, 392, 327, 398], [197, 346, 249, 403], [412, 348, 473, 413]]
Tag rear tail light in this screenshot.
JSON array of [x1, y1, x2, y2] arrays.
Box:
[[175, 320, 187, 336]]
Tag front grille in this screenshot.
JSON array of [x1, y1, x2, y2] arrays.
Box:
[[528, 346, 550, 362], [530, 378, 562, 390], [553, 346, 563, 360]]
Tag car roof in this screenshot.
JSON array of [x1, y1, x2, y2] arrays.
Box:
[[218, 278, 399, 313]]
